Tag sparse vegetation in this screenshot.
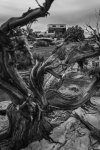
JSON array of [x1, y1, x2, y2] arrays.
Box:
[[65, 25, 85, 42]]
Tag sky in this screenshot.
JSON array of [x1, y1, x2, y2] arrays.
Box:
[[0, 0, 100, 31]]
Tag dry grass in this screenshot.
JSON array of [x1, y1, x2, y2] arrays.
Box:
[[31, 45, 56, 60]]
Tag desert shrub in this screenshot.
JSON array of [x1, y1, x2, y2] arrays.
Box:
[[15, 50, 32, 70], [11, 35, 32, 70], [35, 40, 49, 47], [65, 25, 85, 42]]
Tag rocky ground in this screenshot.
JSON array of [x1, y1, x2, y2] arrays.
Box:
[[0, 42, 100, 150], [21, 73, 100, 150], [1, 73, 100, 150], [22, 112, 100, 150]]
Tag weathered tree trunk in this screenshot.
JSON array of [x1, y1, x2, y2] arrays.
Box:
[[0, 1, 55, 149], [1, 1, 100, 150]]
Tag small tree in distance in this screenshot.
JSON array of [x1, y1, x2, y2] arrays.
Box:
[[65, 25, 85, 42]]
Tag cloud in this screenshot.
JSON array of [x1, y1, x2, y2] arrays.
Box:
[[0, 0, 100, 30]]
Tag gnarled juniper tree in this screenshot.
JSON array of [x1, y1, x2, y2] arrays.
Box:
[[0, 1, 100, 150]]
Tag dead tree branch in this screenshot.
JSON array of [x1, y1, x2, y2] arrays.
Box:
[[0, 0, 54, 33], [86, 23, 100, 47]]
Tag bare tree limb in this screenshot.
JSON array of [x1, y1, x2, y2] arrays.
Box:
[[67, 51, 100, 65], [0, 0, 54, 32], [35, 0, 42, 8], [86, 23, 100, 47]]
